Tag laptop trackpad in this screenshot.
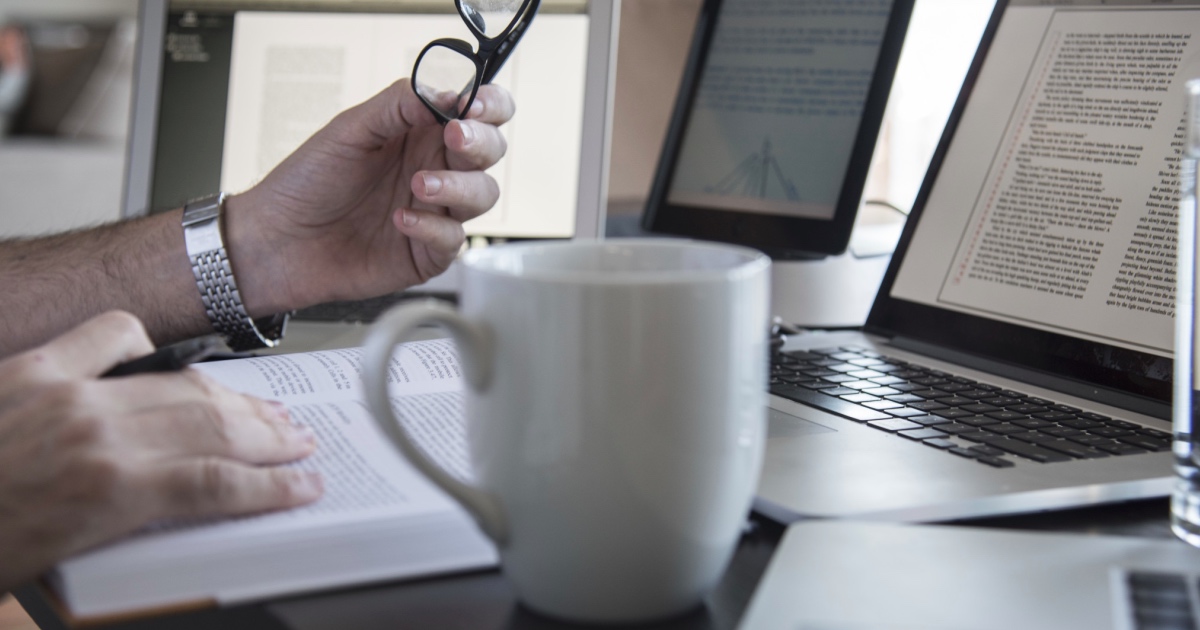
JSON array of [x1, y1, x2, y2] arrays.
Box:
[[768, 408, 837, 438]]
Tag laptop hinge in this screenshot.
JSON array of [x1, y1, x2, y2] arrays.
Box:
[[886, 336, 1171, 422]]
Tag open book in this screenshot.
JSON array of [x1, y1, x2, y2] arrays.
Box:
[[49, 339, 496, 623]]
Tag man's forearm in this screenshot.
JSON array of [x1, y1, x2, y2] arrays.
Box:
[[0, 210, 211, 357]]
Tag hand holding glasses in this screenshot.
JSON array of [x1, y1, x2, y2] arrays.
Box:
[[413, 0, 541, 124]]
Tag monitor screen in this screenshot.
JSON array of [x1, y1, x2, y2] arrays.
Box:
[[642, 0, 914, 257], [125, 0, 614, 243]]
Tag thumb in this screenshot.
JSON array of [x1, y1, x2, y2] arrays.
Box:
[[328, 78, 438, 150], [26, 311, 155, 380]]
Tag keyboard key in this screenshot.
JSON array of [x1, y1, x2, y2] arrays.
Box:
[[1007, 404, 1048, 414], [868, 419, 923, 432], [961, 403, 1001, 414], [910, 389, 951, 399], [1094, 442, 1148, 456], [899, 428, 949, 440], [887, 407, 931, 418], [936, 383, 974, 393], [1089, 427, 1135, 438], [976, 456, 1016, 468], [868, 376, 905, 386], [1040, 426, 1084, 437], [821, 387, 860, 397], [783, 350, 822, 361], [958, 416, 1000, 427], [864, 387, 901, 397], [769, 384, 891, 422], [1032, 411, 1075, 422], [959, 390, 998, 399], [968, 445, 1007, 458], [849, 358, 883, 367], [885, 394, 925, 404], [822, 374, 859, 384], [973, 437, 1072, 463], [1059, 418, 1104, 430], [948, 447, 979, 459], [863, 400, 903, 410], [841, 393, 880, 403], [800, 381, 840, 390], [923, 438, 957, 449], [1079, 412, 1112, 421], [848, 369, 885, 379], [984, 423, 1028, 435], [938, 423, 980, 435], [829, 352, 861, 361], [985, 411, 1031, 422], [981, 397, 1020, 407], [931, 408, 977, 419], [1012, 419, 1056, 429], [1117, 435, 1172, 452], [910, 415, 952, 426], [827, 363, 861, 373], [909, 401, 949, 412], [958, 431, 996, 442], [800, 368, 839, 377], [935, 396, 975, 407]]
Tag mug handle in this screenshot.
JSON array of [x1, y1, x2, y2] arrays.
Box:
[[362, 299, 508, 545]]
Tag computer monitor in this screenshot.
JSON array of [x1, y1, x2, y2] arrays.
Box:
[[123, 0, 617, 293], [641, 0, 913, 260]]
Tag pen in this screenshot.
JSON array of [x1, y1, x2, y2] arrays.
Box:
[[101, 335, 223, 378]]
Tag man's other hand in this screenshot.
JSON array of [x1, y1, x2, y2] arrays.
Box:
[[0, 311, 321, 592]]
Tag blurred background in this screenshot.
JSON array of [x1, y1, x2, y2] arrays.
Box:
[[0, 0, 995, 239]]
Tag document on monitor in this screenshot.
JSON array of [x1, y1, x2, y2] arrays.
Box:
[[891, 3, 1200, 356], [219, 11, 588, 239]]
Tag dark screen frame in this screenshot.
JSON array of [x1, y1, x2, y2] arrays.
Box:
[[864, 0, 1173, 413], [641, 0, 916, 259]]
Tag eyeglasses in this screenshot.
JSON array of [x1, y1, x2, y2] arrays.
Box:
[[412, 0, 541, 124]]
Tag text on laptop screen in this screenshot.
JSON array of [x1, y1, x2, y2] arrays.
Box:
[[890, 0, 1200, 358], [152, 4, 588, 239]]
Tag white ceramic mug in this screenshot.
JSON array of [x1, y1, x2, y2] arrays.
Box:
[[362, 238, 771, 623]]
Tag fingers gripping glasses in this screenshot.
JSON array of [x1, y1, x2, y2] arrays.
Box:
[[412, 0, 541, 124]]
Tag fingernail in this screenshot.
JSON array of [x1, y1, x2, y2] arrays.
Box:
[[267, 400, 290, 421], [421, 173, 443, 195], [402, 209, 420, 226], [468, 99, 484, 117], [288, 470, 323, 501], [459, 122, 475, 145], [291, 425, 317, 447]]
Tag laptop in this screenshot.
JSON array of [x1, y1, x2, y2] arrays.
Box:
[[740, 520, 1200, 630], [756, 0, 1196, 523]]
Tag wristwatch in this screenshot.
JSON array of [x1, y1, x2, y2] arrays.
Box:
[[182, 193, 289, 351]]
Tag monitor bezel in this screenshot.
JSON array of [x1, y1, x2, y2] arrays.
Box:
[[640, 0, 915, 258]]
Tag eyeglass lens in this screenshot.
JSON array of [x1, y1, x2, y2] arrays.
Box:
[[416, 45, 480, 120], [413, 0, 529, 121], [460, 0, 526, 39]]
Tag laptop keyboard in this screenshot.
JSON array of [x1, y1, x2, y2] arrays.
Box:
[[769, 345, 1172, 468]]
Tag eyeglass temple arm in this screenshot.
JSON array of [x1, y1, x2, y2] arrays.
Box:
[[479, 1, 539, 85]]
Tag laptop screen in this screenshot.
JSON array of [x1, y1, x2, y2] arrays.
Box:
[[870, 0, 1200, 407]]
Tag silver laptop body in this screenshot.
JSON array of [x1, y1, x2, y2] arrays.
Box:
[[756, 0, 1196, 523], [740, 520, 1200, 630]]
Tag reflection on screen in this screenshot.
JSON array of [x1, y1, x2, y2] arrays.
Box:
[[666, 0, 892, 220]]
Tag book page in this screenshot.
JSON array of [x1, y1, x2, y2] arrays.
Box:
[[890, 4, 1200, 355], [192, 339, 463, 402], [59, 393, 472, 568]]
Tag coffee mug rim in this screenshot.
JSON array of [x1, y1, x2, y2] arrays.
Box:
[[460, 238, 771, 284]]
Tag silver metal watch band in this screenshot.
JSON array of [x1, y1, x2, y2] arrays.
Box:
[[182, 193, 288, 351]]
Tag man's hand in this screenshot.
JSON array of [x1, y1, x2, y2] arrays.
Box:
[[225, 80, 515, 316], [0, 312, 321, 593]]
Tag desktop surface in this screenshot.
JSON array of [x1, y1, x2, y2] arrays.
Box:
[[15, 499, 1174, 630]]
